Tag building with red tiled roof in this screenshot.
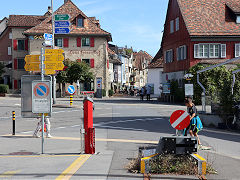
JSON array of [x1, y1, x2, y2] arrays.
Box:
[[0, 9, 50, 90], [0, 0, 112, 95], [161, 0, 240, 84]]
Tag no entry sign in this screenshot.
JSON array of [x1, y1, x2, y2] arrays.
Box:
[[170, 110, 190, 130]]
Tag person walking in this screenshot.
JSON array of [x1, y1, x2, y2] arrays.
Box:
[[140, 87, 145, 100], [146, 85, 151, 101], [33, 117, 52, 138], [184, 97, 203, 148]]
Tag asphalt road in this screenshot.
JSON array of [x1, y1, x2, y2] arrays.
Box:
[[0, 96, 240, 179]]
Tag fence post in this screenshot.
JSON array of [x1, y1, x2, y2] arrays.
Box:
[[12, 111, 15, 135]]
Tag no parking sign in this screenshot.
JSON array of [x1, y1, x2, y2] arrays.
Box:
[[32, 80, 52, 113]]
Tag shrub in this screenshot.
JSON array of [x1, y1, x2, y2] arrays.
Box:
[[108, 89, 114, 96], [102, 89, 106, 97], [0, 84, 9, 93]]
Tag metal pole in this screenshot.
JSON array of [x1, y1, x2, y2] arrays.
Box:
[[12, 111, 15, 135], [51, 0, 57, 105], [41, 47, 45, 154], [197, 73, 206, 112], [232, 74, 236, 95]]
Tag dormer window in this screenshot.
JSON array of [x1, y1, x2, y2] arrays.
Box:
[[77, 17, 83, 27], [237, 15, 240, 23]]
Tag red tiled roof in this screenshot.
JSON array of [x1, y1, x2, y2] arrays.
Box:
[[178, 0, 240, 36], [147, 58, 163, 69], [108, 47, 121, 64], [133, 51, 153, 70], [24, 0, 112, 40], [7, 15, 46, 27], [226, 1, 240, 13], [107, 47, 116, 56]]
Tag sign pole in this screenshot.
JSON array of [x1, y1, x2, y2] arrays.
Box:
[[51, 0, 57, 105], [41, 47, 45, 154]]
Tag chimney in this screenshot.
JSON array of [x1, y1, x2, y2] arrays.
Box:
[[48, 6, 52, 14]]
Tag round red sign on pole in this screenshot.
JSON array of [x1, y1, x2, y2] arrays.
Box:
[[170, 110, 190, 130]]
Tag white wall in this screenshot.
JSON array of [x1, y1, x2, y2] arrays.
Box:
[[147, 68, 163, 95], [162, 71, 185, 83]]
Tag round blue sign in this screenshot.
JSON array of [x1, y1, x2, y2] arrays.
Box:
[[67, 85, 75, 94]]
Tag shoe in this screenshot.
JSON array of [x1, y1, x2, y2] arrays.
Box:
[[46, 134, 52, 138], [33, 134, 40, 138], [198, 144, 203, 150]]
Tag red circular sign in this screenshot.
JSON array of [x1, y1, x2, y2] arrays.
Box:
[[33, 83, 50, 98], [170, 110, 190, 130]]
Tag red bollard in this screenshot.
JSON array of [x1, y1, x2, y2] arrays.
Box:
[[83, 97, 95, 154]]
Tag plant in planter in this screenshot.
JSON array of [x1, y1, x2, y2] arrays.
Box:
[[0, 84, 9, 96]]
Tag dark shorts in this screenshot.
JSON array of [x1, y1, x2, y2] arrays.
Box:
[[190, 124, 198, 133]]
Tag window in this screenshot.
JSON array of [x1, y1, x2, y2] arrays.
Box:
[[17, 59, 25, 69], [17, 40, 24, 50], [237, 16, 240, 24], [9, 33, 12, 39], [194, 44, 226, 58], [177, 45, 186, 60], [165, 49, 173, 63], [82, 37, 90, 46], [175, 17, 179, 31], [77, 17, 83, 27], [170, 20, 174, 33], [8, 47, 11, 55], [55, 38, 63, 47], [235, 44, 240, 57], [82, 59, 90, 64]]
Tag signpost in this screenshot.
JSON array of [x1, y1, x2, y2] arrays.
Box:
[[54, 14, 70, 34], [170, 110, 190, 130]]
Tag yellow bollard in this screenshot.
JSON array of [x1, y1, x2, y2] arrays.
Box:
[[12, 111, 15, 135], [70, 95, 73, 106]]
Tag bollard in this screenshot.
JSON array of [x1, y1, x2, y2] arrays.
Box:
[[70, 95, 73, 106], [12, 111, 15, 135], [83, 97, 95, 154]]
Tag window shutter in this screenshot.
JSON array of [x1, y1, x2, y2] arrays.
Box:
[[176, 48, 179, 60], [90, 59, 94, 68], [235, 44, 240, 57], [13, 40, 18, 50], [184, 45, 187, 59], [107, 60, 109, 69], [221, 44, 226, 58], [63, 38, 69, 47], [14, 80, 18, 90], [77, 37, 81, 47], [25, 39, 28, 51], [170, 50, 173, 62], [14, 59, 18, 69], [90, 37, 95, 47], [77, 59, 81, 63], [194, 44, 199, 58]]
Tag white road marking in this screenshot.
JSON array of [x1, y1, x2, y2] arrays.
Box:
[[96, 113, 120, 116], [96, 117, 163, 126], [14, 104, 21, 106], [56, 127, 66, 129], [71, 125, 80, 127], [95, 125, 147, 131]]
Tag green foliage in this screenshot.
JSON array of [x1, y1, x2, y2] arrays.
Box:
[[108, 89, 114, 96], [170, 80, 185, 102], [0, 62, 5, 79], [187, 64, 240, 113], [102, 89, 106, 97], [65, 61, 94, 84], [0, 84, 9, 93]]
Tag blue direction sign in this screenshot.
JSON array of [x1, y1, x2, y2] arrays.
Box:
[[67, 85, 75, 95], [55, 21, 70, 28], [44, 33, 53, 40], [55, 27, 70, 34]]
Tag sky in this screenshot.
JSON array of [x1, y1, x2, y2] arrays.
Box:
[[0, 0, 168, 57]]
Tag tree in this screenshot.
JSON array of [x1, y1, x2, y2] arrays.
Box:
[[0, 62, 5, 80], [66, 61, 94, 84]]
